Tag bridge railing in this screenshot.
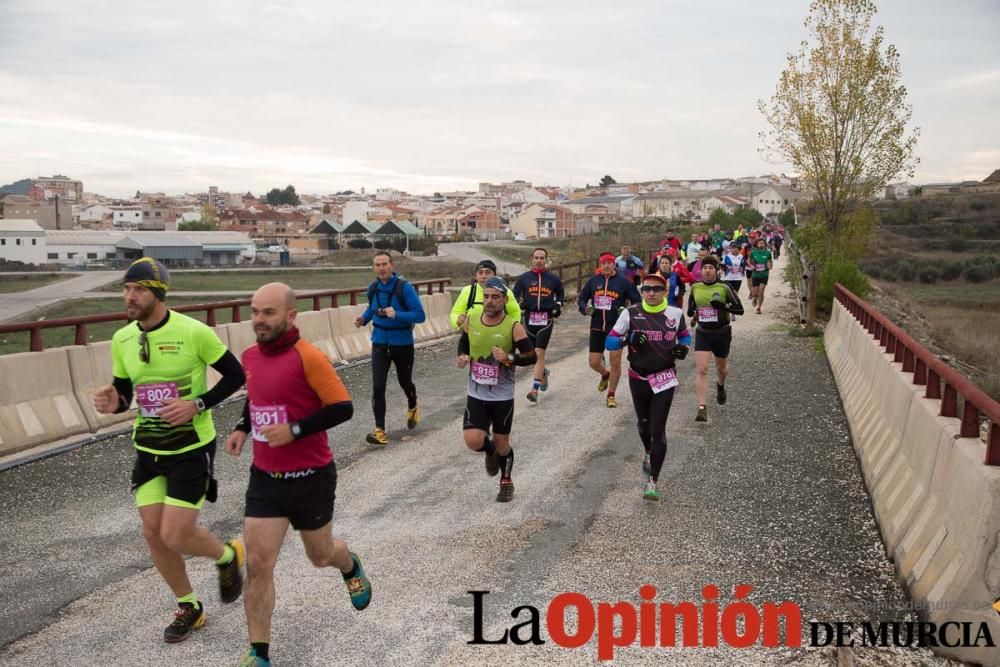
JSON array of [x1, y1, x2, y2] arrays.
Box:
[[835, 283, 999, 464], [0, 279, 451, 352]]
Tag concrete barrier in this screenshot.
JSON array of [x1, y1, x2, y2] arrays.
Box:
[[328, 305, 371, 361], [826, 298, 1000, 666], [66, 342, 136, 432], [0, 349, 90, 455], [220, 321, 257, 359], [295, 310, 343, 365]]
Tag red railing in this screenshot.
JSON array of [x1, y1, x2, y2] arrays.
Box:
[[0, 279, 451, 353], [835, 283, 999, 465]]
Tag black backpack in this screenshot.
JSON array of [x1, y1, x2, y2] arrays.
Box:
[[367, 277, 410, 312]]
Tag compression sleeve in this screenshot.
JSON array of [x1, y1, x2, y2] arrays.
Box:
[[197, 350, 245, 409], [112, 376, 133, 413], [296, 401, 354, 438], [235, 398, 251, 433], [513, 335, 536, 366], [457, 329, 470, 356]]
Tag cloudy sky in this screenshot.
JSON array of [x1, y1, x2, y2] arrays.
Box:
[[0, 0, 997, 197]]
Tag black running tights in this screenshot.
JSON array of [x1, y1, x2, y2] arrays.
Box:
[[371, 344, 418, 429], [627, 377, 676, 482]]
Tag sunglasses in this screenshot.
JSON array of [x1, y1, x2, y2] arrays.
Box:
[[139, 330, 150, 363], [640, 285, 666, 293]]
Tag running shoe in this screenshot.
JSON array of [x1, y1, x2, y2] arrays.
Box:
[[540, 369, 550, 392], [717, 384, 727, 405], [217, 538, 245, 604], [484, 448, 499, 477], [163, 602, 205, 643], [526, 389, 538, 403], [695, 405, 708, 422], [238, 648, 271, 667], [496, 479, 515, 503], [642, 454, 651, 476], [643, 479, 660, 502], [597, 372, 609, 393], [365, 428, 388, 445], [606, 395, 617, 408], [405, 406, 420, 430], [344, 552, 373, 611]]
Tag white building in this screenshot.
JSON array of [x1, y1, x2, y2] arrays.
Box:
[[375, 188, 403, 201], [112, 206, 144, 228], [77, 203, 113, 225], [0, 220, 47, 265], [44, 231, 255, 267], [341, 200, 369, 225]]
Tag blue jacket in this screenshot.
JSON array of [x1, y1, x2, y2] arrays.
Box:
[[361, 274, 426, 346]]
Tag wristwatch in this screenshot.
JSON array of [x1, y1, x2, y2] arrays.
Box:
[[194, 397, 207, 413], [290, 422, 303, 439]]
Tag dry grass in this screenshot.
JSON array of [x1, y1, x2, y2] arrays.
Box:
[[920, 304, 1000, 401]]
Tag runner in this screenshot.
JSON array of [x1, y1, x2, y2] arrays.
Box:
[[615, 245, 645, 286], [605, 273, 691, 501], [457, 277, 536, 502], [749, 237, 774, 314], [772, 227, 784, 259], [722, 243, 746, 295], [354, 251, 426, 445], [657, 249, 693, 308], [686, 255, 744, 423], [512, 247, 565, 403], [685, 235, 702, 270], [226, 283, 371, 667], [92, 257, 247, 644], [577, 252, 641, 408], [450, 259, 521, 330]]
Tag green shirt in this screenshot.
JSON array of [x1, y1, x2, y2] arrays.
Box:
[[450, 283, 522, 330], [112, 311, 228, 455], [466, 313, 517, 401], [750, 249, 773, 277]]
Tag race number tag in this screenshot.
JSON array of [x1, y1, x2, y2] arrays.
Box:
[[697, 306, 719, 323], [528, 311, 549, 326], [135, 382, 179, 417], [731, 266, 743, 276], [471, 361, 500, 385], [649, 368, 678, 394], [594, 295, 613, 311], [250, 404, 289, 442]]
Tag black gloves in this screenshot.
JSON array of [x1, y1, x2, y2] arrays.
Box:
[[552, 303, 562, 319], [673, 344, 690, 360], [710, 299, 727, 311]]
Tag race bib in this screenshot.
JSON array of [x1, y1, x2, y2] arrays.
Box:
[[649, 368, 678, 394], [528, 311, 549, 327], [471, 361, 500, 386], [250, 404, 289, 442], [697, 306, 719, 323], [135, 382, 179, 418], [594, 295, 613, 311], [730, 266, 743, 276]]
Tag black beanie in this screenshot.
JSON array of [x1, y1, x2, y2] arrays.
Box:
[[476, 259, 497, 274], [122, 257, 170, 301]]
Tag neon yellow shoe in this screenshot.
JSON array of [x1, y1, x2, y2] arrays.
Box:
[[606, 395, 617, 408], [597, 372, 609, 393], [405, 406, 420, 430], [365, 428, 388, 445]]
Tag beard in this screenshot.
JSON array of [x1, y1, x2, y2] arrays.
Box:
[[255, 320, 287, 343], [128, 300, 157, 322]]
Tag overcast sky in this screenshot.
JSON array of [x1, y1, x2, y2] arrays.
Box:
[[0, 0, 997, 198]]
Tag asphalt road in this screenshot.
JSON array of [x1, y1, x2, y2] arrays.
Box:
[[0, 267, 951, 666]]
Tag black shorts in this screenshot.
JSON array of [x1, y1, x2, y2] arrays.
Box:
[[589, 328, 612, 354], [695, 326, 733, 358], [245, 463, 336, 531], [525, 321, 554, 351], [752, 276, 769, 287], [463, 396, 514, 435], [131, 442, 217, 506], [724, 280, 742, 294]]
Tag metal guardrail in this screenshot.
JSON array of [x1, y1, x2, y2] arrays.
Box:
[[835, 283, 999, 465], [0, 279, 452, 352]]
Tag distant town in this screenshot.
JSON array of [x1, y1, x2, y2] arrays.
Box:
[[1, 171, 998, 270]]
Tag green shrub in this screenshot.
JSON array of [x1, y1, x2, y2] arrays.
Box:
[[964, 265, 992, 283], [897, 264, 915, 281], [969, 200, 989, 211], [948, 237, 969, 252], [817, 255, 870, 310], [880, 269, 898, 282], [863, 264, 883, 278], [918, 268, 940, 284], [941, 261, 964, 280]]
